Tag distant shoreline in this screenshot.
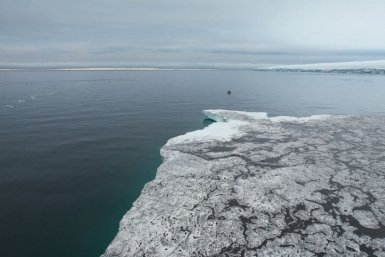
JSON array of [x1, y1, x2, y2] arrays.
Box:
[[2, 60, 385, 74], [2, 68, 385, 75], [0, 68, 217, 71]]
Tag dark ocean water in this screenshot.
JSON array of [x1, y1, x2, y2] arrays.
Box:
[[1, 70, 385, 257]]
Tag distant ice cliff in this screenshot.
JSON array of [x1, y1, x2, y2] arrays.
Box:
[[264, 60, 385, 74], [102, 110, 385, 256]]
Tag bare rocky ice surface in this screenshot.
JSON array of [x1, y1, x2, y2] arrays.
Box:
[[102, 110, 385, 257]]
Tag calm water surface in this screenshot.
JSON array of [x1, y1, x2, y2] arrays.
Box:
[[1, 70, 385, 257]]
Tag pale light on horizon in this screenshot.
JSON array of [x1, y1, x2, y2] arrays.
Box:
[[1, 0, 385, 68]]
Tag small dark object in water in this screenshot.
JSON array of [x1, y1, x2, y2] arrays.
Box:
[[227, 90, 232, 95]]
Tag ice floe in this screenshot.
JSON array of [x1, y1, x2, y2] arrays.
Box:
[[103, 110, 385, 257]]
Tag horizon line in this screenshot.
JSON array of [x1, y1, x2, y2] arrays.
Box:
[[0, 67, 219, 71], [2, 59, 385, 71]]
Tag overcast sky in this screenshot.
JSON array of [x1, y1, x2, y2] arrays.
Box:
[[1, 0, 385, 68]]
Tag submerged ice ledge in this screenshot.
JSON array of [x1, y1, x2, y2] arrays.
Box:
[[103, 110, 385, 257]]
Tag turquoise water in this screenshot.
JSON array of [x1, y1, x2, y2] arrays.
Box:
[[1, 70, 385, 257]]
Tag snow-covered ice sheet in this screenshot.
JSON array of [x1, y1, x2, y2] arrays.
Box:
[[264, 60, 385, 74], [102, 110, 385, 257]]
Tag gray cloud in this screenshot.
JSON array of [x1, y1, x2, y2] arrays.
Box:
[[1, 0, 385, 68]]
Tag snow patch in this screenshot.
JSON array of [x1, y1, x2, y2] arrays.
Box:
[[166, 109, 336, 145], [166, 119, 247, 145], [204, 109, 335, 123]]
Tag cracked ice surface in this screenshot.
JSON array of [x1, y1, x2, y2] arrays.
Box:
[[102, 110, 385, 257]]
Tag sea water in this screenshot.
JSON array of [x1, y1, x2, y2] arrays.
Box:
[[1, 70, 385, 257]]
